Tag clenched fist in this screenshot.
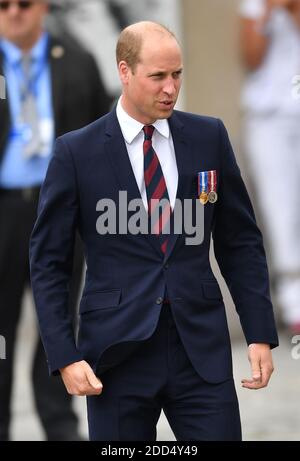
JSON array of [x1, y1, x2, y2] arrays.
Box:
[[60, 360, 103, 396]]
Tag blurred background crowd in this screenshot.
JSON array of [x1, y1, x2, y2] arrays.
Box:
[[0, 0, 300, 441]]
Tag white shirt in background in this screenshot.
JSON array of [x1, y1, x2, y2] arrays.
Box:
[[240, 0, 300, 115]]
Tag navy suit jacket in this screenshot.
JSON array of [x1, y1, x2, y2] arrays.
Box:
[[30, 109, 278, 383]]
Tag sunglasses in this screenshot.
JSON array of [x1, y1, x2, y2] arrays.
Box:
[[0, 1, 34, 11]]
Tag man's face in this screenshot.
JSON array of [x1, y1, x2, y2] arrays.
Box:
[[120, 35, 183, 125], [0, 1, 48, 47]]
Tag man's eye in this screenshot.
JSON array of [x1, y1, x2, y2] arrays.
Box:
[[173, 71, 182, 78]]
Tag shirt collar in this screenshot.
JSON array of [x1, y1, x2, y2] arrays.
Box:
[[116, 97, 170, 144], [0, 32, 49, 67]]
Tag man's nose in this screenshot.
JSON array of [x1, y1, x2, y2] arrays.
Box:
[[7, 3, 21, 16], [162, 78, 177, 96]]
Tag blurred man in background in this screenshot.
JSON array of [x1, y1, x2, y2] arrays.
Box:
[[0, 0, 110, 440], [240, 0, 300, 334]]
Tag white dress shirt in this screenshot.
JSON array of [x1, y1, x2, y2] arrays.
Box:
[[239, 0, 300, 115], [116, 98, 178, 211]]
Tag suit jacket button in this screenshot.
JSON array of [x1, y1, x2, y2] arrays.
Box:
[[156, 297, 163, 305]]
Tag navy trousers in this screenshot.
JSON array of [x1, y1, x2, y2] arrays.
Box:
[[87, 304, 242, 441]]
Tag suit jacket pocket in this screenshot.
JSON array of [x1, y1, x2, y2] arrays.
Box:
[[79, 289, 121, 314]]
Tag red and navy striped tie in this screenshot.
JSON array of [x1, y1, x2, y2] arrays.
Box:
[[143, 125, 171, 254]]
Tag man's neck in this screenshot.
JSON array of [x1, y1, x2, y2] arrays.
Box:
[[11, 27, 44, 53]]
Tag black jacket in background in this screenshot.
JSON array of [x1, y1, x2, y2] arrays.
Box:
[[0, 33, 111, 163]]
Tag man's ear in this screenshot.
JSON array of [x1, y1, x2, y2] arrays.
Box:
[[118, 61, 131, 85]]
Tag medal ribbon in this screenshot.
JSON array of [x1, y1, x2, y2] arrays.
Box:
[[198, 171, 208, 196], [208, 170, 216, 194]]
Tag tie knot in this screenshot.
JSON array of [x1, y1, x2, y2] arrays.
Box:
[[143, 125, 155, 141]]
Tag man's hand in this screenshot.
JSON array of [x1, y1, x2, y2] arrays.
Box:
[[241, 343, 274, 390], [60, 360, 103, 396]]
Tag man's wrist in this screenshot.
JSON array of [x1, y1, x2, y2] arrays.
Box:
[[248, 343, 270, 348]]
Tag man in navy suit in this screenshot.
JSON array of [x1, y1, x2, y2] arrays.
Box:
[[30, 21, 278, 441]]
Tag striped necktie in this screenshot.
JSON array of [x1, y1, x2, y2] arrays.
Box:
[[143, 125, 171, 254]]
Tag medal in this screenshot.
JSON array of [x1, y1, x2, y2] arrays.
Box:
[[199, 191, 209, 204], [208, 190, 218, 203]]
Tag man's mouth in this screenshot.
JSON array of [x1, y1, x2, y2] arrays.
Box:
[[159, 101, 174, 107]]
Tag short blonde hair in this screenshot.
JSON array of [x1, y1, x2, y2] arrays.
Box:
[[116, 22, 176, 72]]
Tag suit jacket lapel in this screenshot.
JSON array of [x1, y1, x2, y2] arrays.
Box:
[[104, 109, 143, 204], [164, 112, 191, 262], [0, 52, 11, 164], [48, 37, 65, 137], [104, 110, 162, 257]]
